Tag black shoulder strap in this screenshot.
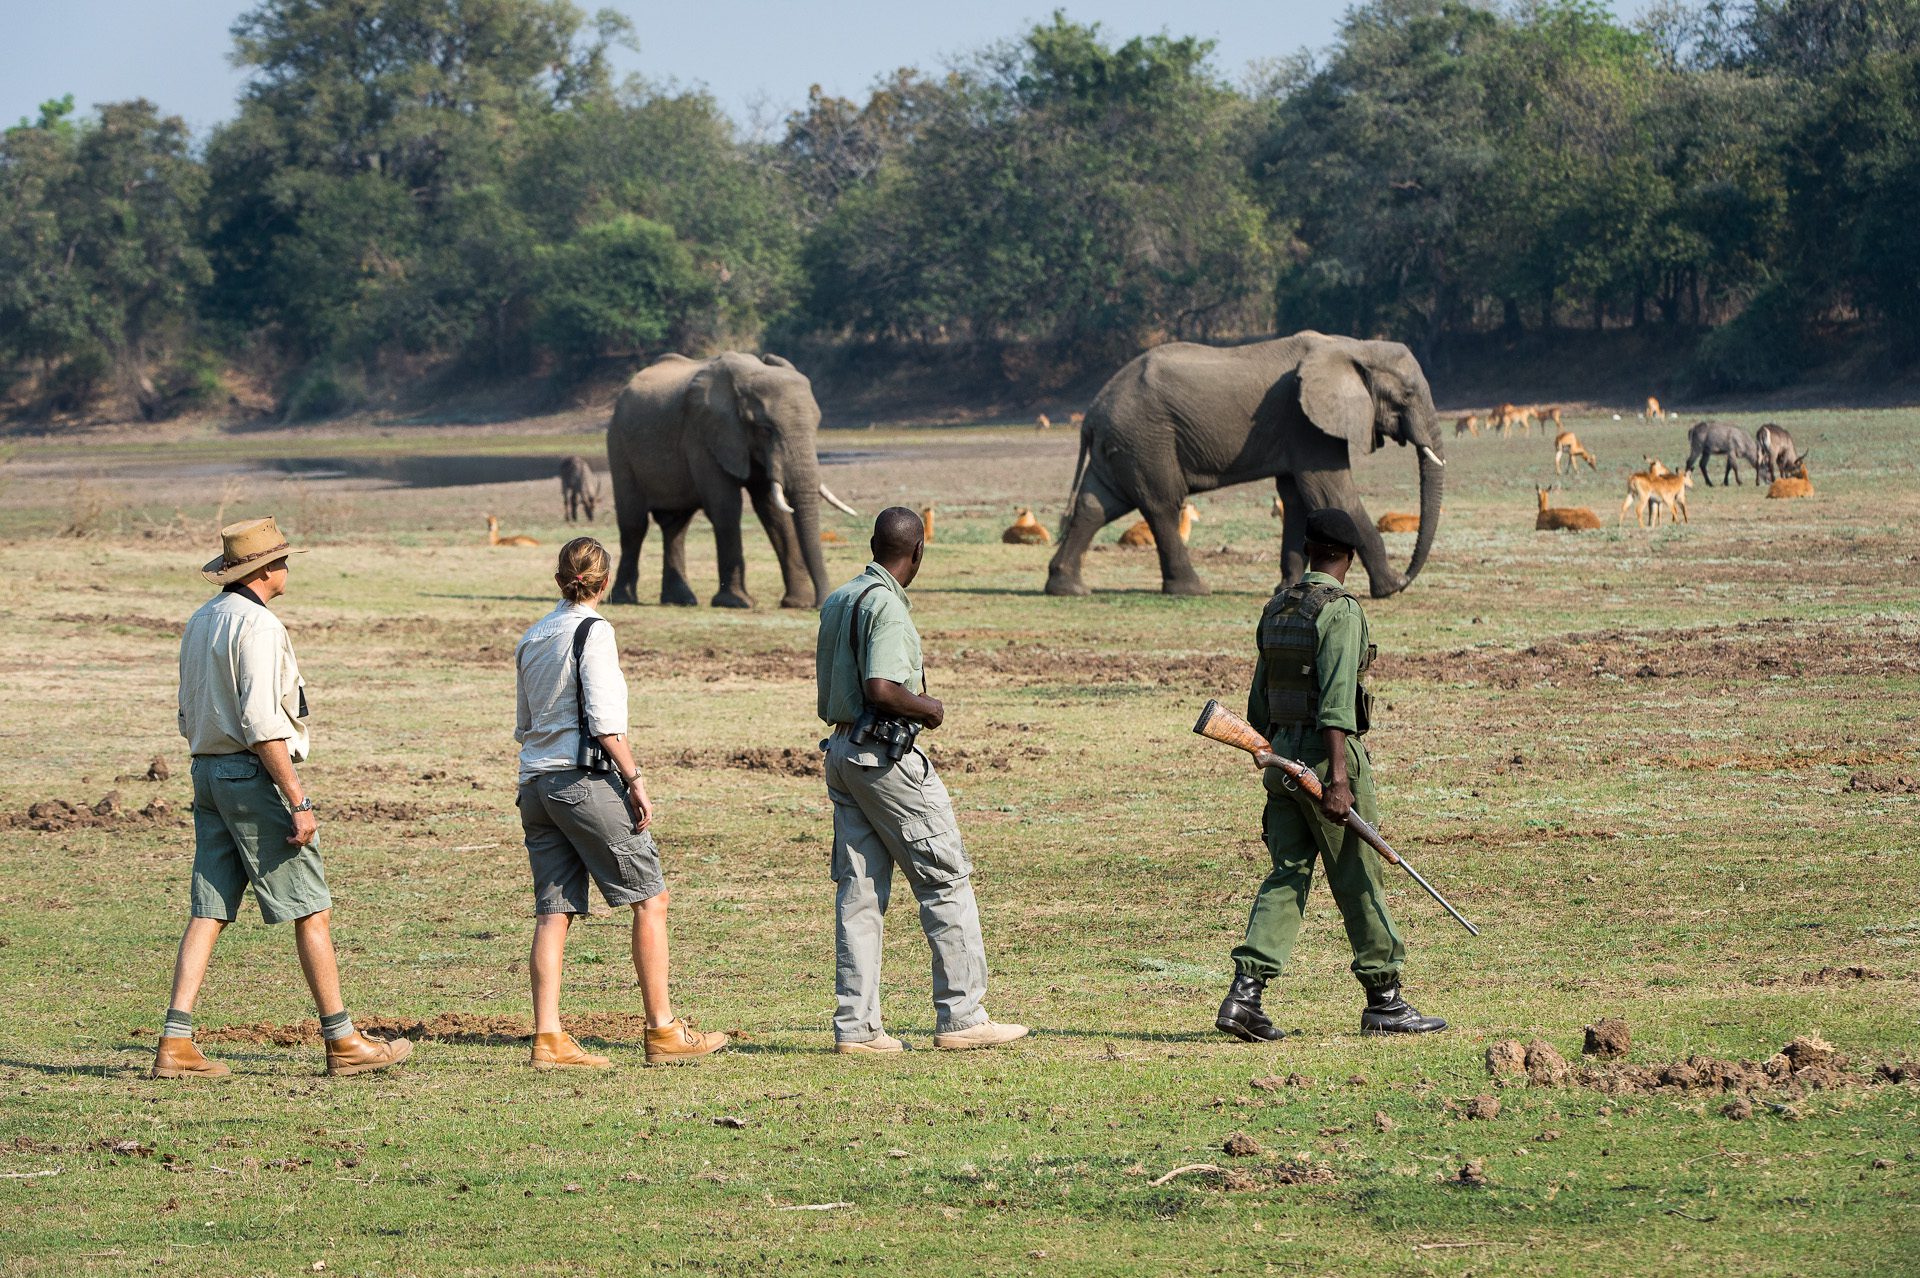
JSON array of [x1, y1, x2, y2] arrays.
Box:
[[570, 617, 601, 736]]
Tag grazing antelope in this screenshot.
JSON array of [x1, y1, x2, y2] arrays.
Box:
[[1754, 422, 1802, 483], [1118, 503, 1199, 548], [1643, 396, 1664, 421], [486, 515, 538, 547], [558, 455, 599, 523], [1068, 411, 1085, 428], [1035, 413, 1052, 431], [1535, 486, 1600, 531], [1766, 454, 1814, 499], [1455, 413, 1479, 437], [1375, 511, 1420, 533], [1492, 402, 1535, 437], [1002, 508, 1051, 545], [1553, 430, 1597, 474], [920, 504, 935, 543], [1538, 405, 1563, 432]]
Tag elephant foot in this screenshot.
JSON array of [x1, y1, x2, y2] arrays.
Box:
[[778, 593, 817, 610], [711, 589, 755, 610], [1044, 571, 1090, 597], [660, 580, 699, 607], [1162, 575, 1211, 597], [609, 585, 639, 606]]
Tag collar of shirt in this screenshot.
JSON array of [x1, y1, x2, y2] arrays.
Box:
[[222, 581, 270, 609], [861, 561, 911, 611], [547, 599, 603, 621], [1300, 570, 1345, 589]]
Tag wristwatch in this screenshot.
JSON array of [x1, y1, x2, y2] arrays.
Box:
[[291, 798, 314, 813]]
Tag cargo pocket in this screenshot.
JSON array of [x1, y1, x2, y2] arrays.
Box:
[[608, 832, 663, 896], [899, 809, 971, 885], [210, 755, 261, 782]]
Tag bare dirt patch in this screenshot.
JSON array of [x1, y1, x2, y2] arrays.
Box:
[[4, 794, 180, 831], [1756, 965, 1886, 986], [1846, 771, 1920, 794], [329, 799, 427, 823], [668, 741, 1050, 778], [1584, 1017, 1631, 1059], [1483, 1032, 1890, 1098]]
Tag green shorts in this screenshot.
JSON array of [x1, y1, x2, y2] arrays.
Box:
[[189, 753, 332, 925]]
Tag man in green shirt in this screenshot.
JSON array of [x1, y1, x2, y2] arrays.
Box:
[[815, 507, 1028, 1054], [1217, 507, 1447, 1041]]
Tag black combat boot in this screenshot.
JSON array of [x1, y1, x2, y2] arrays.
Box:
[[1360, 985, 1447, 1035], [1215, 972, 1285, 1043]]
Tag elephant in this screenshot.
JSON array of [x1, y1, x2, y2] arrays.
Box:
[[1044, 331, 1446, 599], [606, 351, 859, 609]]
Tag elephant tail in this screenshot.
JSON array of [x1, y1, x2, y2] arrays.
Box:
[[1059, 424, 1094, 539]]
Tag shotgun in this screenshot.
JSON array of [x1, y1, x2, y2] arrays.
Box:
[[1191, 698, 1480, 936]]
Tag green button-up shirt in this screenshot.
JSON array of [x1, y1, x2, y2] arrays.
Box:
[[1248, 570, 1368, 763], [816, 562, 923, 724]]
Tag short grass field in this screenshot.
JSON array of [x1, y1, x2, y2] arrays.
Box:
[[0, 404, 1915, 1276]]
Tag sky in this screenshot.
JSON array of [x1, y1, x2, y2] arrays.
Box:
[[2, 1, 1660, 138]]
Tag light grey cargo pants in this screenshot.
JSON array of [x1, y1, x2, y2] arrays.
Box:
[[823, 730, 990, 1042]]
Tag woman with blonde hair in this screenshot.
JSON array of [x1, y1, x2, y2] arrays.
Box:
[[511, 536, 728, 1068]]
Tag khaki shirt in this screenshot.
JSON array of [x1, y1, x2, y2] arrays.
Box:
[[513, 600, 628, 785], [1248, 570, 1367, 768], [816, 562, 922, 724], [178, 587, 310, 760]]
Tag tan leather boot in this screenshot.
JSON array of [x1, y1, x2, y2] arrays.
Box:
[[531, 1031, 611, 1070], [644, 1017, 728, 1065], [933, 1020, 1030, 1051], [324, 1031, 414, 1077], [152, 1036, 230, 1079], [835, 1032, 905, 1055]]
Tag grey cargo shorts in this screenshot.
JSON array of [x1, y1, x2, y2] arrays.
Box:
[[517, 768, 665, 915]]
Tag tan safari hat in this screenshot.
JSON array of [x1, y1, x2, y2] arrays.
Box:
[[201, 516, 307, 585]]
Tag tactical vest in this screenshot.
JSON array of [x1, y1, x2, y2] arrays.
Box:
[[1257, 581, 1376, 735]]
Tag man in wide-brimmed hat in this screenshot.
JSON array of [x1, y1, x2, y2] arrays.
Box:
[[154, 518, 414, 1079]]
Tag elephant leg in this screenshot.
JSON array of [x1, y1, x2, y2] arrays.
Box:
[[1045, 473, 1133, 597], [1143, 499, 1207, 596], [1276, 475, 1308, 586], [610, 497, 650, 606], [747, 484, 812, 610], [655, 510, 699, 607], [705, 488, 753, 609]]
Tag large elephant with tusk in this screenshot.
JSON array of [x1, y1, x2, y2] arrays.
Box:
[[1044, 331, 1446, 599], [606, 351, 858, 609]]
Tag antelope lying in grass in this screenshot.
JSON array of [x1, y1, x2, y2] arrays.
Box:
[[486, 515, 538, 547], [1766, 455, 1814, 499], [1535, 486, 1600, 531], [1002, 508, 1051, 545], [1118, 502, 1199, 547], [1375, 511, 1420, 533], [1554, 430, 1597, 474]]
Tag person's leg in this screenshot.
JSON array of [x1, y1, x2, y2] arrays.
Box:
[[877, 755, 987, 1034], [1316, 743, 1406, 991], [166, 916, 228, 1015], [293, 909, 347, 1019], [630, 892, 673, 1029], [826, 738, 897, 1044], [530, 911, 573, 1035], [1229, 791, 1322, 982]]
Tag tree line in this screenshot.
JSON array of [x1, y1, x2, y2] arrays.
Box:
[[2, 0, 1916, 421]]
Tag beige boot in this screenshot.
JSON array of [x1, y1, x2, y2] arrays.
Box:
[[325, 1031, 415, 1077], [835, 1031, 906, 1056], [531, 1031, 611, 1070], [933, 1020, 1030, 1051], [152, 1036, 230, 1080], [644, 1018, 728, 1065]]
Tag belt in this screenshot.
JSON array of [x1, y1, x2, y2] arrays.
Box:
[[828, 723, 856, 737]]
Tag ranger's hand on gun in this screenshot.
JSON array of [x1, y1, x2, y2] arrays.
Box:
[[1252, 745, 1352, 825]]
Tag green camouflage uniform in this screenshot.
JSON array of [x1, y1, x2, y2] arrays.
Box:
[[1234, 570, 1406, 989]]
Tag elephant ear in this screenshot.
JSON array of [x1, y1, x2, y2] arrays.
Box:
[[686, 358, 753, 481], [1298, 343, 1377, 455], [759, 353, 797, 371]]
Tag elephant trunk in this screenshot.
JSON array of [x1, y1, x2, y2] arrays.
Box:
[[1405, 441, 1445, 588], [784, 455, 829, 606]]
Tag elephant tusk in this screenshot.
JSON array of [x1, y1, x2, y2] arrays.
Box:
[[819, 483, 858, 516], [1420, 445, 1447, 468], [771, 482, 796, 515]]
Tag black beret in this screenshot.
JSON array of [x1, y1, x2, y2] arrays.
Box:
[[1304, 507, 1365, 552]]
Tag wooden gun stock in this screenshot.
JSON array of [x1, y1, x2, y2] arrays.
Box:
[[1191, 699, 1481, 937]]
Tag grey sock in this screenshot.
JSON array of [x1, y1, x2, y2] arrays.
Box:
[[162, 1008, 193, 1040], [319, 1010, 354, 1042]]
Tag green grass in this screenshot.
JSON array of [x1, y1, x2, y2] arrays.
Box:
[[0, 404, 1915, 1275]]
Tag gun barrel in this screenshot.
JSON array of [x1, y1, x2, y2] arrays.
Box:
[[1346, 811, 1480, 936]]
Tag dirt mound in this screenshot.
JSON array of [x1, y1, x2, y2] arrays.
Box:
[[674, 747, 824, 778], [1846, 771, 1920, 794], [1465, 1094, 1501, 1120], [1486, 1040, 1526, 1079], [1222, 1131, 1263, 1158], [1583, 1017, 1631, 1059], [1484, 1033, 1871, 1097], [330, 800, 425, 822], [5, 795, 179, 831], [1768, 965, 1885, 986], [197, 1010, 657, 1048], [1525, 1040, 1571, 1085]]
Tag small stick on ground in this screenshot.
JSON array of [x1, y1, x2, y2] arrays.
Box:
[[1412, 1241, 1499, 1252], [1149, 1163, 1222, 1186], [773, 1202, 853, 1212], [0, 1168, 60, 1179]]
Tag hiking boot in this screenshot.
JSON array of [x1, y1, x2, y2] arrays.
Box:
[[644, 1018, 728, 1065], [1360, 985, 1447, 1035], [835, 1032, 906, 1056], [151, 1036, 230, 1080], [932, 1020, 1030, 1051], [531, 1031, 611, 1070], [325, 1031, 415, 1077], [1215, 971, 1285, 1043]]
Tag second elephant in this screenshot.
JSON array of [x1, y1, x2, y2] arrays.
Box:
[[1045, 331, 1446, 598], [607, 351, 857, 609]]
